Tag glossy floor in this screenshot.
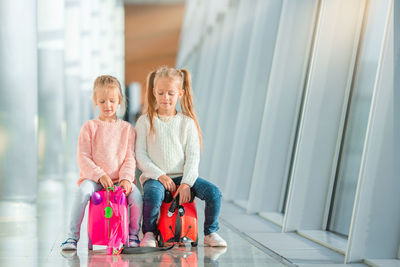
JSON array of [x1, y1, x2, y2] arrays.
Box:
[[0, 178, 287, 267]]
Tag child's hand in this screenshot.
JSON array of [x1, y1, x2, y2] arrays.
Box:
[[158, 174, 176, 192], [120, 179, 132, 195], [99, 175, 113, 189], [174, 183, 191, 205]]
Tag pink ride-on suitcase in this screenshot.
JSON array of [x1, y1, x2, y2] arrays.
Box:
[[87, 185, 129, 255]]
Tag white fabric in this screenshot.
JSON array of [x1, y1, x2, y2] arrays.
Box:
[[135, 112, 200, 187]]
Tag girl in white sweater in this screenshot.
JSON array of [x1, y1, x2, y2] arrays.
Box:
[[135, 66, 227, 247]]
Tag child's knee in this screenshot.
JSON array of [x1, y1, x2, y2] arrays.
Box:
[[144, 180, 164, 194], [143, 181, 164, 205], [212, 185, 222, 199], [206, 184, 222, 203], [78, 179, 97, 200], [127, 185, 143, 206]]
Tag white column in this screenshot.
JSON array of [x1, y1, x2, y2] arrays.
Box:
[[114, 0, 125, 89], [80, 0, 95, 123], [0, 2, 39, 260], [37, 0, 65, 181], [0, 0, 38, 201], [64, 0, 82, 178]]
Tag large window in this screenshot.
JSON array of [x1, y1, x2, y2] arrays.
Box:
[[328, 84, 374, 236]]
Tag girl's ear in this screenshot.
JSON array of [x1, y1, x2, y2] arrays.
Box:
[[178, 89, 184, 97]]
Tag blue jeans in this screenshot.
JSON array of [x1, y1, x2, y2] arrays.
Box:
[[142, 177, 222, 235]]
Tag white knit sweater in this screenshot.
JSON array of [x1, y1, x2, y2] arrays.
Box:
[[135, 112, 200, 187]]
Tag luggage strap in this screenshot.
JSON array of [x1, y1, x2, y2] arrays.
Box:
[[121, 243, 176, 254]]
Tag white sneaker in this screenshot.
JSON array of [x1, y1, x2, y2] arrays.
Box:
[[60, 238, 77, 250], [204, 232, 227, 247], [204, 247, 227, 261], [139, 232, 157, 247]]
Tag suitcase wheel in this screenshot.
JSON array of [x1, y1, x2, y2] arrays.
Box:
[[191, 235, 198, 247], [88, 236, 93, 250], [156, 231, 164, 247]]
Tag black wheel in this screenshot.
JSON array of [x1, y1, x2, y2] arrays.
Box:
[[156, 231, 164, 247], [88, 235, 93, 250], [191, 235, 198, 247]]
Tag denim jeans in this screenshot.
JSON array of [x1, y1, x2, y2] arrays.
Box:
[[67, 179, 143, 241], [142, 177, 222, 235]]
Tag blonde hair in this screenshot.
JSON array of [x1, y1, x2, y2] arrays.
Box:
[[92, 75, 126, 116], [145, 66, 202, 147]]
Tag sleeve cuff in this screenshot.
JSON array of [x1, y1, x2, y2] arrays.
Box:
[[152, 170, 166, 180], [119, 177, 134, 183], [181, 176, 197, 187], [94, 172, 106, 183]]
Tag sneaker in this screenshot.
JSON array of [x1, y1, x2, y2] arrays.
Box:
[[204, 246, 227, 261], [60, 249, 77, 260], [139, 232, 157, 247], [61, 238, 77, 250], [129, 236, 140, 247], [204, 233, 227, 247]]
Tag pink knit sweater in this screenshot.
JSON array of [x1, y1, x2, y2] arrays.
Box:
[[77, 118, 136, 186]]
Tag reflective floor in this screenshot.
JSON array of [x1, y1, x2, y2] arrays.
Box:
[[0, 178, 287, 267]]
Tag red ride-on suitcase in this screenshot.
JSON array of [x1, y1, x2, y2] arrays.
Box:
[[156, 188, 198, 247]]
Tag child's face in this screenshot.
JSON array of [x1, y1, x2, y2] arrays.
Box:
[[153, 77, 183, 114], [95, 86, 120, 120]]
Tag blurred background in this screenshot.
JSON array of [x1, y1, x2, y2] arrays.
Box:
[[0, 0, 399, 266]]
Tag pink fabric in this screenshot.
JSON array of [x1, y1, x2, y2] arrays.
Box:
[[88, 186, 128, 255], [77, 119, 136, 186]]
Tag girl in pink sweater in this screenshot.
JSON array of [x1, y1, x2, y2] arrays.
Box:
[[61, 75, 143, 250]]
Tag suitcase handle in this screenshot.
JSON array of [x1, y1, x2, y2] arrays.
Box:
[[106, 186, 115, 192], [168, 196, 180, 217], [104, 186, 114, 239], [164, 188, 195, 203]]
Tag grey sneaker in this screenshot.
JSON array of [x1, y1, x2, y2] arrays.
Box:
[[60, 249, 77, 259], [129, 235, 140, 247], [61, 238, 77, 250]]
